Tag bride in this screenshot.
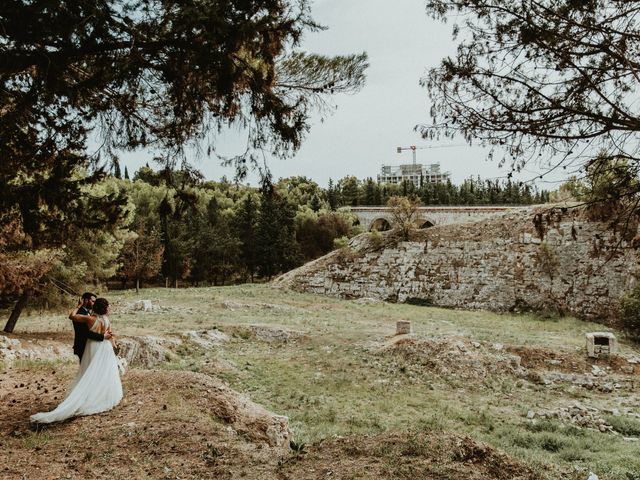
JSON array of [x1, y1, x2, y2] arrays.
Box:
[[30, 298, 123, 424]]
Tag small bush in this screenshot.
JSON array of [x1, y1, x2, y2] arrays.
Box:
[[605, 414, 640, 437], [537, 432, 566, 452], [368, 229, 385, 250], [333, 236, 350, 250], [620, 284, 640, 341]]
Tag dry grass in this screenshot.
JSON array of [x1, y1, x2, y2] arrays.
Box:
[[3, 284, 640, 479]]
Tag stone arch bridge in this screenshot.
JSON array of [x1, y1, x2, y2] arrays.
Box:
[[350, 206, 528, 231]]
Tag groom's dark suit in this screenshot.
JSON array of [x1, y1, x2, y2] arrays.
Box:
[[72, 305, 104, 361]]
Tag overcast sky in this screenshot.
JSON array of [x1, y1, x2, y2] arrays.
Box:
[[120, 0, 569, 190]]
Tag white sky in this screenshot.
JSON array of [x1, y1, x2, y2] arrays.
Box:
[[119, 0, 571, 190]]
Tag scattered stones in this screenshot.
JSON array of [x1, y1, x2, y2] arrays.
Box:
[[221, 301, 292, 311], [0, 335, 74, 363], [124, 299, 174, 314], [525, 403, 615, 433], [182, 329, 228, 348], [246, 325, 306, 344], [0, 335, 21, 350]]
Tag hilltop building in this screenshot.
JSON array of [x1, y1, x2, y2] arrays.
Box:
[[377, 163, 450, 187]]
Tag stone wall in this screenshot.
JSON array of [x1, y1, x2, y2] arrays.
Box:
[[275, 207, 639, 321], [350, 206, 524, 231]]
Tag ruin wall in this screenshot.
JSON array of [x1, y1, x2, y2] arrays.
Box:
[[275, 207, 639, 321]]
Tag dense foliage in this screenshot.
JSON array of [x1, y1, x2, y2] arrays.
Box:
[[332, 176, 549, 206], [423, 0, 640, 210], [110, 170, 363, 289], [0, 0, 368, 328]]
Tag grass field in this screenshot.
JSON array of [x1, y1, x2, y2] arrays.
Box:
[[6, 284, 640, 479]]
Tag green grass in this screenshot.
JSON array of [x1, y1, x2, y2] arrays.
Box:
[[605, 415, 640, 437], [4, 284, 640, 478]]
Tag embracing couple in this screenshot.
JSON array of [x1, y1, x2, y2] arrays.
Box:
[[30, 293, 123, 424]]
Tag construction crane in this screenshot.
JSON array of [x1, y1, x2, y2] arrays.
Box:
[[396, 144, 466, 165], [396, 145, 422, 166]]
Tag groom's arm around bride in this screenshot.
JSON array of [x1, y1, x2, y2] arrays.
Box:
[[70, 292, 112, 362]]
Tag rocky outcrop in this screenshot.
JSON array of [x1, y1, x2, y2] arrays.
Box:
[[0, 334, 75, 363], [275, 206, 639, 321]]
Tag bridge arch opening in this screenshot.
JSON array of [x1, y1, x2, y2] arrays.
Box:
[[370, 218, 391, 232], [416, 219, 434, 229]]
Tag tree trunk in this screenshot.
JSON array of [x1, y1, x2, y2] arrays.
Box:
[[4, 288, 30, 333], [135, 278, 140, 294], [165, 277, 169, 288]]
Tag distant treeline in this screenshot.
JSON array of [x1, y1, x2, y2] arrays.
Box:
[[327, 176, 550, 208]]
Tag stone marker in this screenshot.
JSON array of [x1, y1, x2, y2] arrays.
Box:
[[585, 332, 617, 358], [133, 299, 153, 312], [396, 321, 412, 335]]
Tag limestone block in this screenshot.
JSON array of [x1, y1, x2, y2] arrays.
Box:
[[132, 299, 154, 312], [396, 321, 412, 335], [585, 332, 617, 358]]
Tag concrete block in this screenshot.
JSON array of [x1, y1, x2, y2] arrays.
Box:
[[396, 321, 412, 335], [585, 332, 617, 358]]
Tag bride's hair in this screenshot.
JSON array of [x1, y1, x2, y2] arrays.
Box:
[[93, 298, 109, 315]]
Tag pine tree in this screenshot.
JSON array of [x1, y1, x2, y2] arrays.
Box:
[[124, 166, 130, 180], [234, 194, 260, 282], [327, 179, 338, 211], [256, 177, 300, 279], [363, 178, 376, 205], [113, 161, 122, 179], [310, 193, 322, 212]]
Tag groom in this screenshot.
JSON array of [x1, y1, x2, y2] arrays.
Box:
[[72, 292, 111, 362]]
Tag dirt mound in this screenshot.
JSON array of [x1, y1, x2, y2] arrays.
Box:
[[508, 344, 640, 375], [375, 336, 526, 383], [280, 431, 545, 480], [2, 365, 292, 479]]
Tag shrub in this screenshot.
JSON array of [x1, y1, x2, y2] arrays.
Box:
[[368, 229, 385, 250], [620, 284, 640, 341], [605, 414, 640, 437], [333, 236, 350, 250]]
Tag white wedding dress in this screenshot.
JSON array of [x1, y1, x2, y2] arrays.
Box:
[[30, 315, 123, 424]]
